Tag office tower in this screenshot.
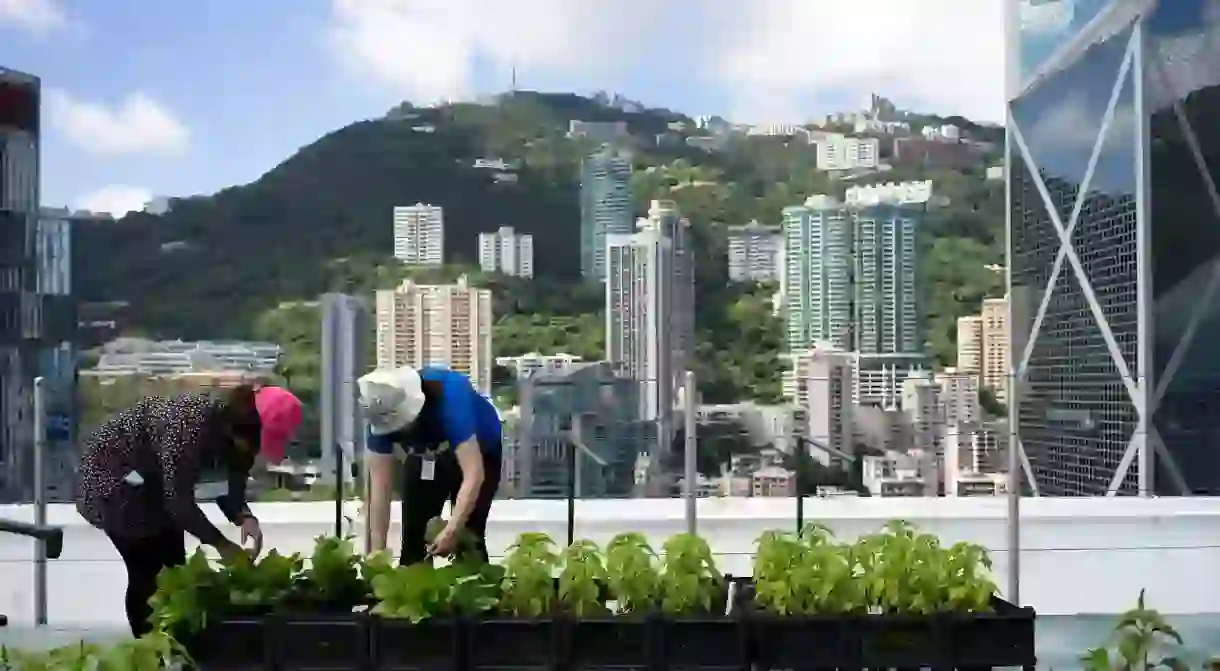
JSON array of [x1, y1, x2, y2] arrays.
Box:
[[783, 195, 854, 352], [1006, 0, 1216, 495], [34, 209, 78, 501], [645, 200, 695, 383], [727, 220, 783, 283], [0, 68, 41, 501], [375, 275, 493, 393], [980, 297, 1010, 403], [957, 315, 983, 374], [478, 226, 534, 278], [392, 204, 444, 265], [579, 145, 633, 280]]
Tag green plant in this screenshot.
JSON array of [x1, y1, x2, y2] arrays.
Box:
[[148, 548, 221, 635], [500, 532, 560, 617], [292, 535, 365, 610], [659, 533, 723, 615], [369, 560, 503, 622], [220, 548, 303, 608], [855, 520, 950, 614], [939, 541, 997, 612], [604, 532, 660, 614], [752, 526, 859, 616], [423, 515, 480, 561], [558, 539, 609, 617], [0, 631, 178, 671], [361, 549, 396, 586], [1082, 590, 1189, 671]]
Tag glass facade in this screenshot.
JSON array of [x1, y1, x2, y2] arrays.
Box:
[[1009, 0, 1220, 495], [1145, 0, 1220, 494], [1018, 0, 1117, 85], [1009, 17, 1140, 495]]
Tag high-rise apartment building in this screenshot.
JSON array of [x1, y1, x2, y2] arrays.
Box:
[[1007, 0, 1219, 495], [956, 315, 983, 374], [727, 220, 783, 283], [478, 226, 534, 278], [605, 201, 694, 456], [936, 370, 981, 429], [783, 195, 854, 352], [579, 146, 633, 280], [980, 297, 1009, 403], [853, 200, 922, 356], [901, 371, 942, 452], [392, 204, 444, 265], [374, 275, 493, 393]]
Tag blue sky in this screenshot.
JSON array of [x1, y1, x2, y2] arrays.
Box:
[[2, 0, 1007, 216]]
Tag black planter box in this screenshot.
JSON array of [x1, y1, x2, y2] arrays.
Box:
[[466, 617, 558, 670], [748, 614, 847, 671], [186, 616, 270, 671], [946, 596, 1037, 669], [852, 611, 947, 669], [371, 617, 462, 671], [657, 616, 748, 671], [565, 615, 652, 669], [272, 613, 370, 671]]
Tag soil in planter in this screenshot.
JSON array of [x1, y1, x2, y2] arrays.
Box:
[[372, 617, 463, 671], [466, 617, 558, 670]]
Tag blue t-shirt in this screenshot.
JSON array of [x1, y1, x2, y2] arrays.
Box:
[[366, 367, 502, 458]]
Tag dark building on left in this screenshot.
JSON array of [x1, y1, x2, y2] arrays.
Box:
[[1, 67, 78, 502]]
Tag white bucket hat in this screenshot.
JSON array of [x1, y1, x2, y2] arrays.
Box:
[[358, 366, 426, 435]]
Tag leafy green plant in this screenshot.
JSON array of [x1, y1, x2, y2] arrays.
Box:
[[659, 533, 723, 615], [361, 549, 396, 586], [424, 515, 479, 561], [220, 548, 303, 609], [500, 532, 560, 617], [752, 526, 859, 616], [604, 532, 659, 614], [1081, 590, 1188, 671], [855, 520, 948, 614], [939, 541, 997, 612], [370, 563, 450, 623], [290, 535, 366, 610], [149, 548, 222, 635], [558, 539, 609, 617], [0, 631, 178, 671]]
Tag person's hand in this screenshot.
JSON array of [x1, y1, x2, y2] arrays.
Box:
[[239, 516, 264, 559], [215, 537, 246, 561], [427, 524, 459, 558]]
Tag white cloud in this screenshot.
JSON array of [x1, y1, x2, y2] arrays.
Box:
[[46, 90, 190, 157], [0, 0, 66, 33], [74, 185, 153, 217], [327, 0, 1006, 123]]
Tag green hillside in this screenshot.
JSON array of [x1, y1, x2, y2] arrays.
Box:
[[76, 91, 1004, 416]]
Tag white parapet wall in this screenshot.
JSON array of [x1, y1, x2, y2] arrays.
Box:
[[0, 496, 1217, 625]]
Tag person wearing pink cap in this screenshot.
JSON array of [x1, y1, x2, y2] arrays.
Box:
[[74, 382, 302, 636]]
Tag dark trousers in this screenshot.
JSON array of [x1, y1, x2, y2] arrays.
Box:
[[109, 527, 186, 637], [400, 448, 501, 565]]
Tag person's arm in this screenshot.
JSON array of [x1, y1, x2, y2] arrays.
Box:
[[216, 466, 254, 525], [157, 413, 231, 549], [365, 429, 396, 551], [439, 384, 483, 531], [449, 439, 485, 530]]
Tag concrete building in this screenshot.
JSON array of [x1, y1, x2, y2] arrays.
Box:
[[392, 204, 444, 265], [1004, 0, 1212, 496], [845, 180, 934, 206], [788, 345, 853, 465], [726, 220, 783, 283], [853, 197, 924, 357], [902, 371, 942, 452], [477, 226, 534, 278], [937, 369, 982, 428], [981, 296, 1010, 403], [374, 275, 493, 393], [94, 339, 282, 375], [957, 315, 984, 374], [494, 352, 583, 380], [579, 145, 633, 280], [814, 134, 880, 171]]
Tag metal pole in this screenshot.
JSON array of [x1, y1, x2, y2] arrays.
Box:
[[1006, 375, 1020, 604], [683, 370, 697, 535], [334, 444, 345, 538], [795, 438, 804, 534], [32, 376, 47, 626], [565, 434, 576, 547]]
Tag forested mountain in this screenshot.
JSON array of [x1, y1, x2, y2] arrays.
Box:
[[76, 91, 1005, 414]]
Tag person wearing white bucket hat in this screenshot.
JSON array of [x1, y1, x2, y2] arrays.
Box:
[[358, 365, 502, 564]]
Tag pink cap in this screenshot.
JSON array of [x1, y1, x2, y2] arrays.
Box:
[[254, 386, 303, 464]]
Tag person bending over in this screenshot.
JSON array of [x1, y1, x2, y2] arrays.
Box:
[[75, 384, 302, 636], [358, 366, 502, 565]]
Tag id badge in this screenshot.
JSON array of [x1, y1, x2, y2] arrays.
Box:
[[420, 457, 436, 481]]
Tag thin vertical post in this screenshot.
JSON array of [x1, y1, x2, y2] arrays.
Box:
[[795, 438, 805, 534], [1133, 19, 1153, 496], [565, 431, 576, 548], [683, 370, 697, 535], [1004, 91, 1021, 603], [334, 444, 344, 538], [33, 376, 47, 626]]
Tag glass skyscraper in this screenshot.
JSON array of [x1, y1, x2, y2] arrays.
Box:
[[579, 145, 633, 281], [1007, 0, 1220, 495]]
